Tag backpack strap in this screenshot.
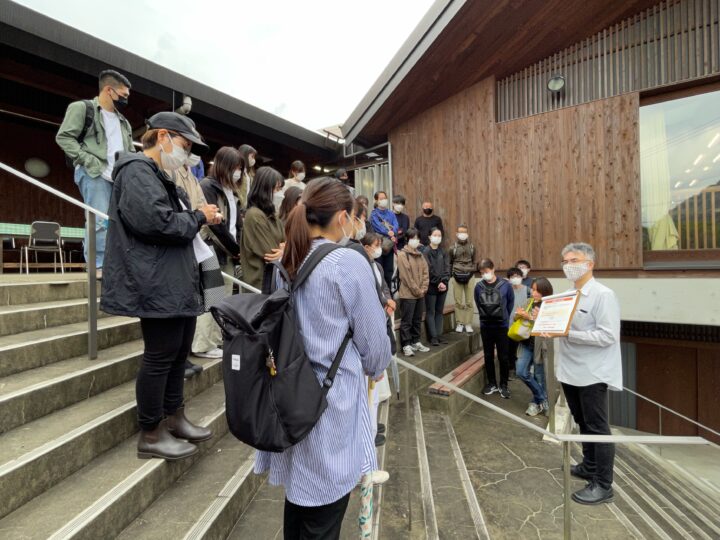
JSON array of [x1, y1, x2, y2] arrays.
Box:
[[78, 100, 95, 143], [291, 243, 341, 292], [321, 329, 353, 392]]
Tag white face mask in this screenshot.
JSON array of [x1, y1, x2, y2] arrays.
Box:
[[338, 212, 352, 246], [408, 238, 420, 249], [296, 172, 306, 182], [430, 235, 442, 246], [563, 261, 591, 283], [186, 153, 201, 167], [232, 170, 242, 182], [482, 272, 494, 282], [355, 222, 367, 240], [378, 199, 389, 209], [510, 277, 522, 286], [372, 247, 382, 259], [160, 137, 189, 171], [393, 204, 404, 213], [456, 233, 469, 242], [248, 156, 256, 167], [520, 267, 529, 278]]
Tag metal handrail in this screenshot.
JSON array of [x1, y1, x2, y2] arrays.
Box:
[[1, 161, 261, 359]]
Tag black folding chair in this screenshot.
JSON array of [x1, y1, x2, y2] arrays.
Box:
[[20, 221, 65, 274]]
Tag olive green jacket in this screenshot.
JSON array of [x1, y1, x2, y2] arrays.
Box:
[[240, 207, 285, 290], [56, 97, 134, 178]]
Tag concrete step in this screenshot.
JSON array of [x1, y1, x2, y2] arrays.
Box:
[[419, 352, 485, 423], [615, 448, 720, 539], [0, 339, 144, 434], [420, 406, 489, 539], [0, 358, 222, 520], [0, 316, 140, 377], [0, 279, 98, 307], [116, 433, 262, 540], [0, 298, 107, 337], [0, 381, 228, 540]]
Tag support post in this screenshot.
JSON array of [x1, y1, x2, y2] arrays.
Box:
[[87, 211, 98, 360], [563, 440, 572, 540]]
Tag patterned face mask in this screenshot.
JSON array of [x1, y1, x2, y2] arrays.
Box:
[[563, 261, 590, 282]]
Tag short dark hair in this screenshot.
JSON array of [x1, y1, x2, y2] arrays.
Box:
[[373, 191, 387, 201], [507, 267, 523, 278], [429, 227, 442, 236], [457, 223, 468, 231], [98, 69, 131, 91], [479, 258, 494, 270], [515, 259, 531, 268], [361, 232, 382, 247], [406, 228, 420, 240], [532, 277, 554, 297], [353, 200, 367, 220], [290, 160, 305, 176], [279, 186, 303, 221], [248, 166, 283, 217], [393, 194, 406, 205]]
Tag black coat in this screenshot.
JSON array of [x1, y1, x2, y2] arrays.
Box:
[[100, 153, 207, 318], [199, 176, 242, 266], [421, 246, 451, 293]]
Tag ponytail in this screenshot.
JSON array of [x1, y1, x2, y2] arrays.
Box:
[[281, 177, 353, 279]]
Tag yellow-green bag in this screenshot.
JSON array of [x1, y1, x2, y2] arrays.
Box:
[[508, 299, 534, 342]]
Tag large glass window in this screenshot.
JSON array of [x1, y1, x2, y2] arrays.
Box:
[[640, 90, 720, 251]]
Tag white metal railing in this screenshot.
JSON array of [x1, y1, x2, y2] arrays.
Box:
[[1, 161, 260, 358]]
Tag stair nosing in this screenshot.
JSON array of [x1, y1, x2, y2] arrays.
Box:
[[0, 298, 95, 314]]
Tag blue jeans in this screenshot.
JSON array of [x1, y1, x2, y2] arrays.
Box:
[[533, 362, 546, 397], [516, 343, 547, 404], [74, 166, 111, 269]]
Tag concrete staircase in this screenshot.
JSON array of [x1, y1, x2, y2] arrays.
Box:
[[2, 276, 717, 539]]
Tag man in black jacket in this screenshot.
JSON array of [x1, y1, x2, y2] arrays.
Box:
[[414, 201, 444, 245]]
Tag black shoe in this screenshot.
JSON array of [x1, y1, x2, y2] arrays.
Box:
[[570, 464, 595, 481], [500, 385, 511, 399], [482, 384, 499, 395], [571, 481, 614, 505], [189, 361, 203, 374], [438, 336, 449, 344], [377, 423, 386, 434], [375, 433, 386, 447], [184, 367, 196, 379], [430, 338, 440, 346]]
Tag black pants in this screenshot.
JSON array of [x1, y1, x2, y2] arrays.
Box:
[[378, 251, 394, 290], [480, 326, 510, 387], [400, 298, 424, 346], [508, 340, 519, 371], [424, 290, 447, 340], [137, 317, 196, 431], [283, 492, 351, 540], [562, 382, 615, 489]]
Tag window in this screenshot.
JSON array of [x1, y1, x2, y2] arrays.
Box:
[[640, 89, 720, 252]]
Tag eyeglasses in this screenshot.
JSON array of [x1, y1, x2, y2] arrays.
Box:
[[561, 257, 587, 266]]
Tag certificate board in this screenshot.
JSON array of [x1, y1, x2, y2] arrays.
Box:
[[530, 291, 580, 337]]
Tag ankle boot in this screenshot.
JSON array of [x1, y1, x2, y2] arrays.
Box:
[[166, 406, 213, 442], [137, 419, 198, 460]]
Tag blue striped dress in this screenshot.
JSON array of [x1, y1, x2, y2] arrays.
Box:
[[254, 239, 392, 506]]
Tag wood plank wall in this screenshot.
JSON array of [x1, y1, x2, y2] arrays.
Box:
[[389, 77, 642, 271]]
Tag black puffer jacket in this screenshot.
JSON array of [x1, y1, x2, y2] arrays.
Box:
[[100, 152, 207, 318], [421, 246, 451, 293]]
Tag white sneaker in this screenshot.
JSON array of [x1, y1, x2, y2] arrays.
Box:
[[412, 342, 430, 353], [402, 345, 415, 357], [525, 403, 542, 416], [465, 325, 474, 334], [193, 347, 223, 359], [371, 470, 390, 485], [455, 323, 465, 333]]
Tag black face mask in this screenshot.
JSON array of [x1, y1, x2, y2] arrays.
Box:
[[423, 208, 433, 216], [113, 96, 129, 113]]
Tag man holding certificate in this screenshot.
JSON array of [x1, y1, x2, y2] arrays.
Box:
[[555, 242, 622, 506]]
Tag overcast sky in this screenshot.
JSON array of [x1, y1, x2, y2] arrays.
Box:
[[13, 0, 435, 133]]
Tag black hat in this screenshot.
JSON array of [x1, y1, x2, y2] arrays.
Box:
[[147, 112, 209, 154]]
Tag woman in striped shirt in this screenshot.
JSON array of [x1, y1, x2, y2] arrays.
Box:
[[254, 177, 391, 539]]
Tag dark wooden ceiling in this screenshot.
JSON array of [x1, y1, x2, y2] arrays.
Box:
[[359, 0, 664, 143]]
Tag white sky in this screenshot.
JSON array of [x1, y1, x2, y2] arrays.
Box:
[[13, 0, 436, 132]]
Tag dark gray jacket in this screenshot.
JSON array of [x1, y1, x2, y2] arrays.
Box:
[[100, 152, 207, 318]]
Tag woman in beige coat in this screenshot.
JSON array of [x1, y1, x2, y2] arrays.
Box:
[[397, 228, 430, 357]]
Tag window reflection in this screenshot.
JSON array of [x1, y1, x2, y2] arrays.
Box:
[[640, 90, 720, 251]]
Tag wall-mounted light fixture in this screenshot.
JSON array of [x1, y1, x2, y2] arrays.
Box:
[[547, 75, 566, 93]]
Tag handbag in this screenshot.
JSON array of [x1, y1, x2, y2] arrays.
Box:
[[453, 271, 473, 284], [200, 249, 226, 311], [508, 298, 534, 342]]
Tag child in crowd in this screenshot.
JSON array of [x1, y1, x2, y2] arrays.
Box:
[[397, 228, 430, 357], [515, 277, 554, 415], [449, 224, 477, 334], [475, 259, 514, 398]]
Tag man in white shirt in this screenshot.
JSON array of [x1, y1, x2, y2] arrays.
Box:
[[556, 242, 621, 505]]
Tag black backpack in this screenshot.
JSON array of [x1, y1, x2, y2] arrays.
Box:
[[64, 100, 95, 168], [476, 281, 505, 322], [211, 243, 352, 452]]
